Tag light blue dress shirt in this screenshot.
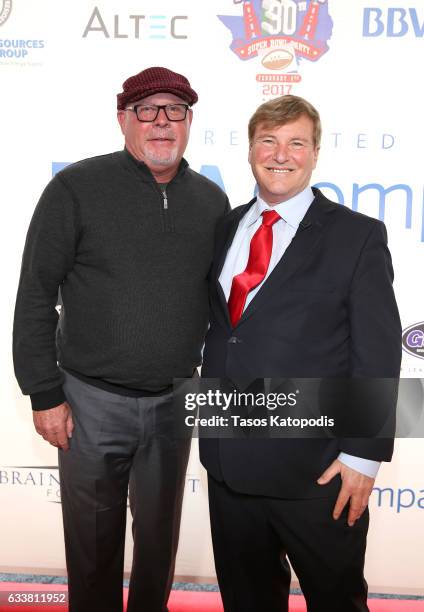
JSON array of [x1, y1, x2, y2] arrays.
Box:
[[219, 186, 380, 479]]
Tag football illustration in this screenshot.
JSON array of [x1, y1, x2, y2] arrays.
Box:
[[261, 49, 293, 70]]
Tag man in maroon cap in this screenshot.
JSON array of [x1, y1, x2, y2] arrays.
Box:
[[13, 67, 230, 612]]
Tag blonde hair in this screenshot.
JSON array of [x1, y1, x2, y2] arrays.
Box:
[[248, 95, 321, 148]]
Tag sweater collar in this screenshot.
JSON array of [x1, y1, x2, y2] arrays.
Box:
[[121, 147, 189, 183]]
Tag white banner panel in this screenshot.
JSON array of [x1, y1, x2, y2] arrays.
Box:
[[1, 0, 423, 595]]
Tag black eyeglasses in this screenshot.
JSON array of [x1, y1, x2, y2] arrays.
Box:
[[126, 103, 190, 122]]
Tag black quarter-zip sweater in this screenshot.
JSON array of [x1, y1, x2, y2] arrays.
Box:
[[13, 149, 230, 409]]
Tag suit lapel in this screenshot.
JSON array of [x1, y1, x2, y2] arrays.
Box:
[[211, 199, 257, 329], [213, 199, 256, 281], [236, 190, 338, 327]]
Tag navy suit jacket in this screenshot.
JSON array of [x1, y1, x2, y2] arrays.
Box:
[[199, 188, 402, 499]]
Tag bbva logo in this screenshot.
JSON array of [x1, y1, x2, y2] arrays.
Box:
[[363, 8, 424, 37]]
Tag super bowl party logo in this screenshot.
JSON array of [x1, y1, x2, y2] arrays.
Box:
[[218, 0, 333, 98]]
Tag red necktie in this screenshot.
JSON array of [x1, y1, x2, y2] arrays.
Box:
[[228, 210, 280, 328]]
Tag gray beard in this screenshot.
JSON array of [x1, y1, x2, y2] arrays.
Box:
[[144, 145, 178, 167]]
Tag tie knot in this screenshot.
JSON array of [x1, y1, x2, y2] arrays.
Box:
[[261, 210, 280, 227]]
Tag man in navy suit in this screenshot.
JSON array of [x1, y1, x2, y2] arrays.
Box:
[[200, 96, 401, 612]]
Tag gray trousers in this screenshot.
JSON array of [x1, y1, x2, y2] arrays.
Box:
[[59, 371, 191, 612]]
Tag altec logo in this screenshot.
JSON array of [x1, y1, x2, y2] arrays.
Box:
[[363, 8, 424, 37], [218, 0, 333, 97], [0, 0, 12, 26], [402, 322, 424, 360], [82, 6, 188, 39]]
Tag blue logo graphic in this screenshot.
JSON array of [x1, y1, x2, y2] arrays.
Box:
[[0, 38, 45, 59], [372, 486, 424, 513], [403, 322, 424, 360], [363, 8, 424, 37]]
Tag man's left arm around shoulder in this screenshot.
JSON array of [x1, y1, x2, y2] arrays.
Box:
[[318, 220, 402, 525]]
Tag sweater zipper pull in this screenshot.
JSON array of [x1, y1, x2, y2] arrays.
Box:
[[162, 190, 168, 210]]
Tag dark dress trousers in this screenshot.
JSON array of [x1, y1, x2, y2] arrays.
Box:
[[200, 189, 402, 612]]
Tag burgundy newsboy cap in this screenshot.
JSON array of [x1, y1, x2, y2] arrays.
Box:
[[117, 66, 198, 110]]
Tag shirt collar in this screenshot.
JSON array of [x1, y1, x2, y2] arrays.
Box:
[[246, 187, 315, 230]]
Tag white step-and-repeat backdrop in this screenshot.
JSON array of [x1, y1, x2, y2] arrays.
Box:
[[0, 0, 423, 595]]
